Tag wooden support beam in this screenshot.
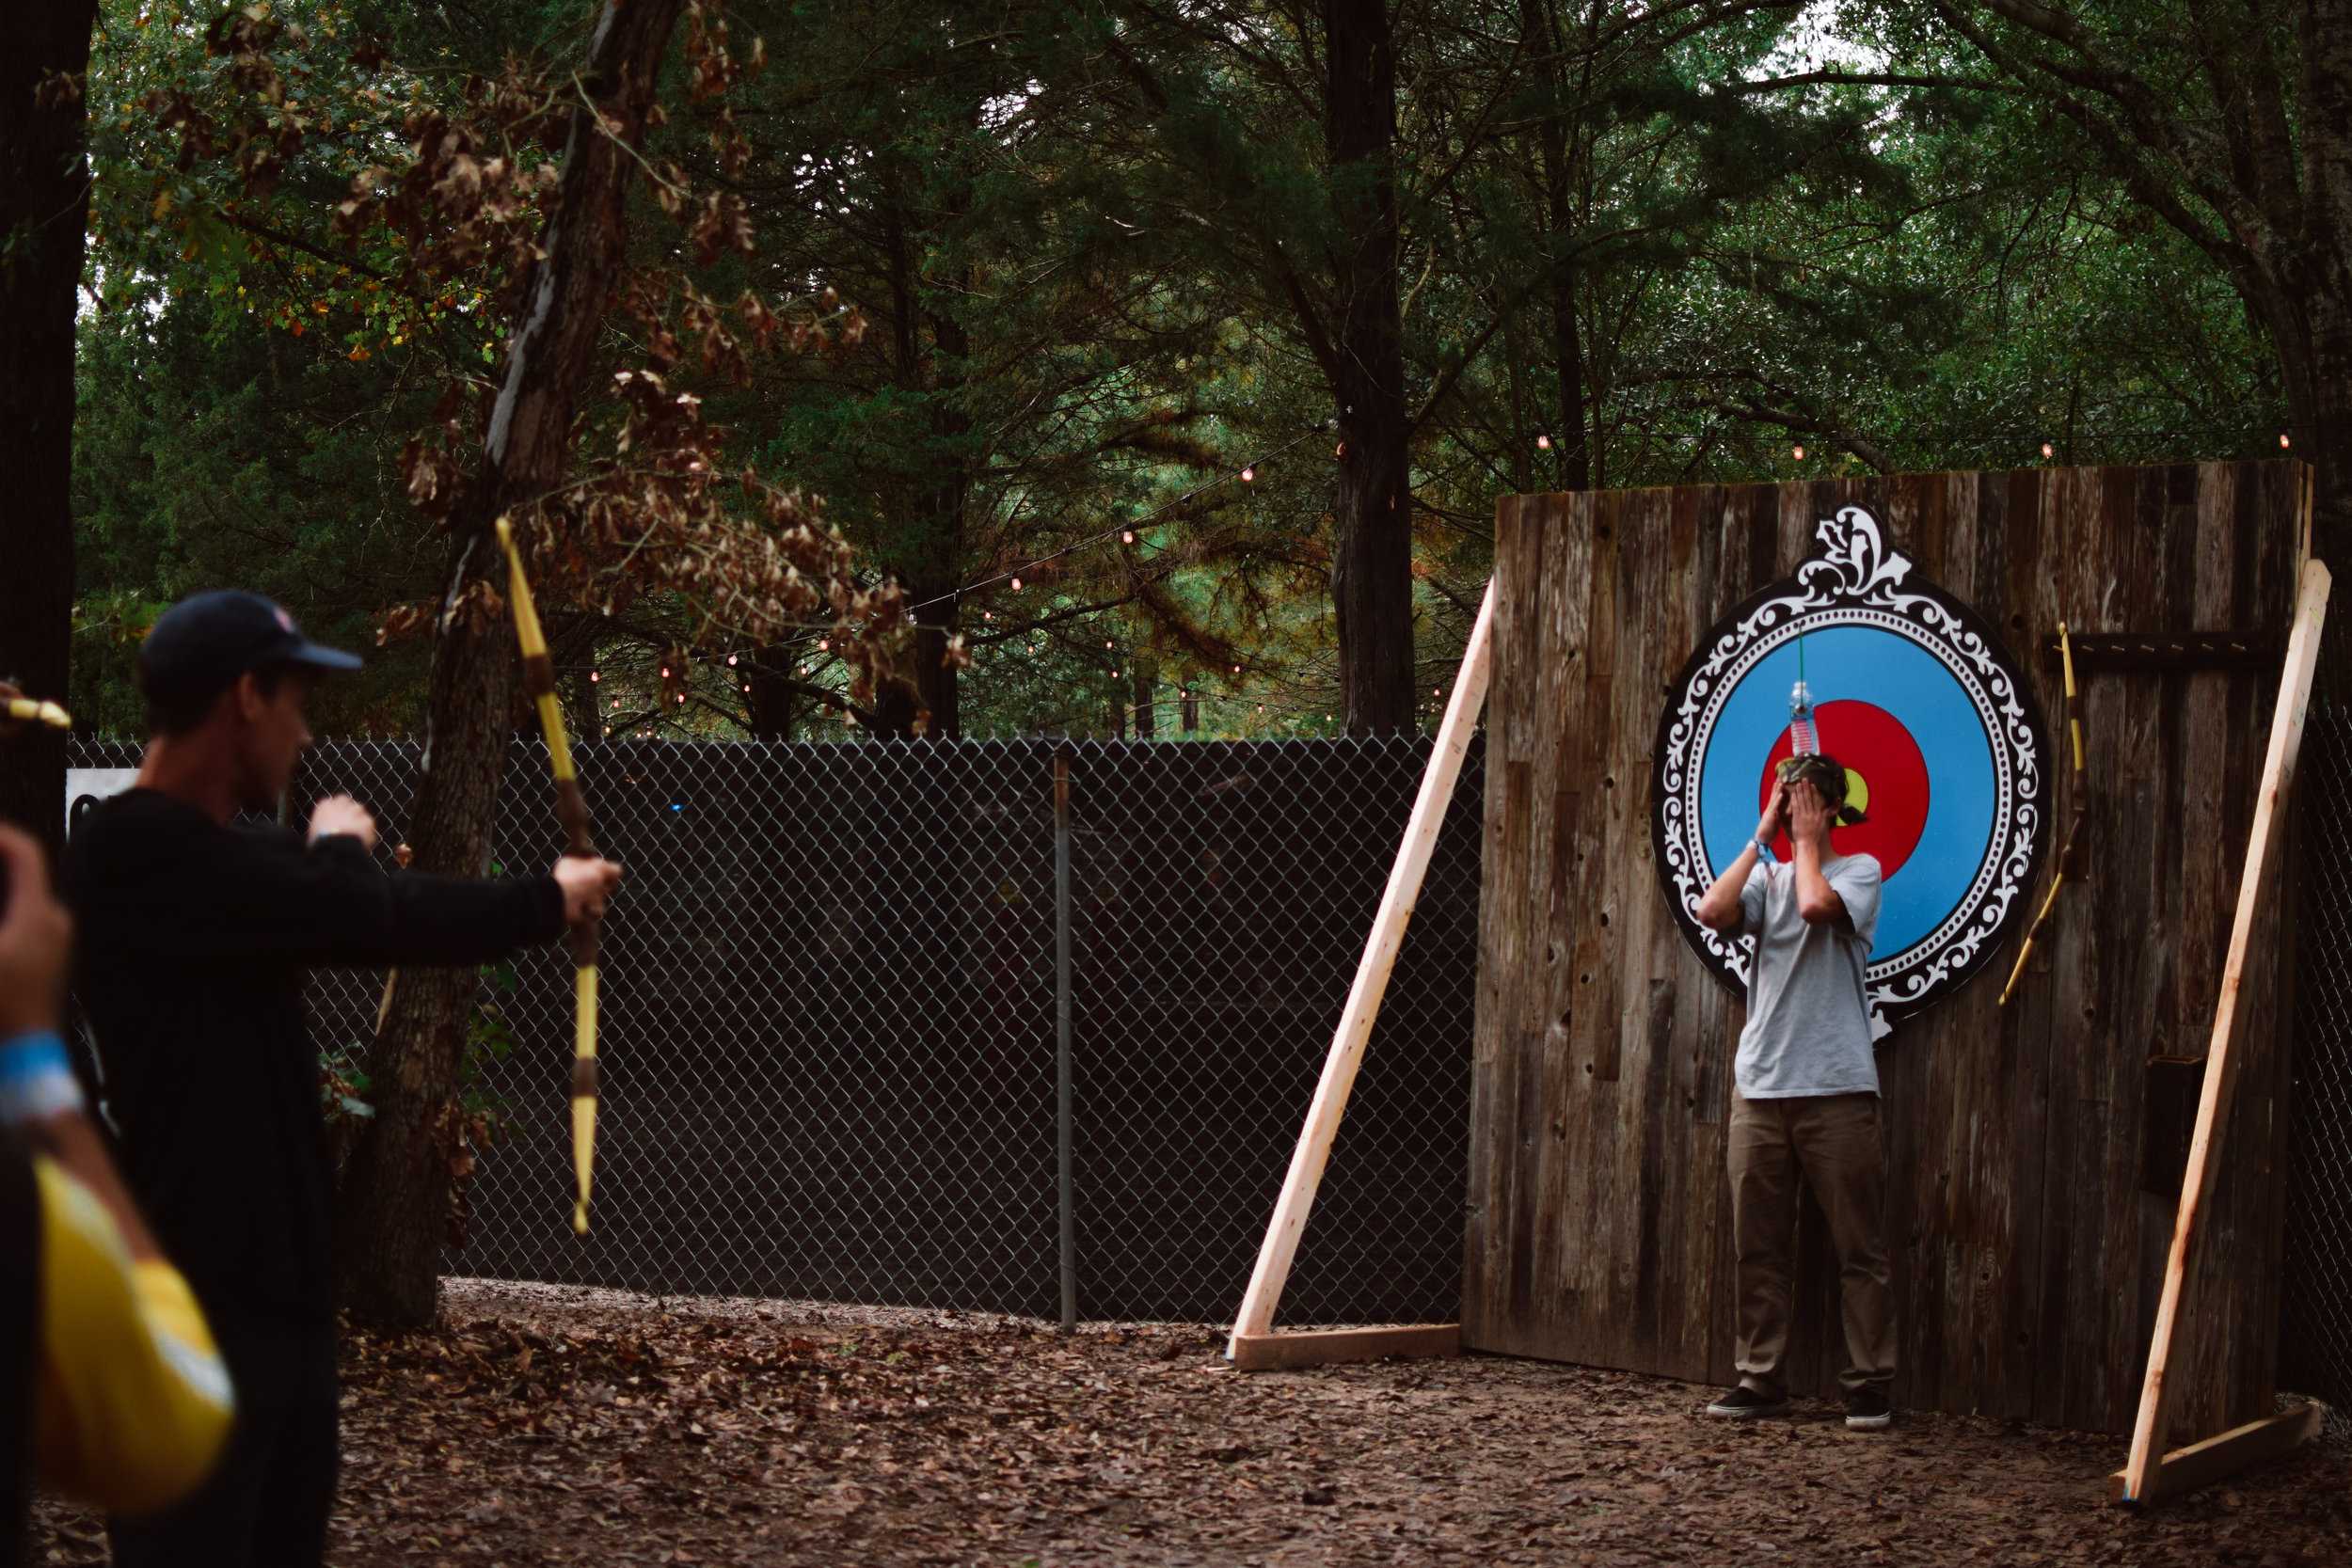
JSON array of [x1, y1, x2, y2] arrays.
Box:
[[1230, 1323, 1461, 1372], [2118, 559, 2331, 1504], [1224, 579, 1496, 1359], [2110, 1405, 2320, 1506]]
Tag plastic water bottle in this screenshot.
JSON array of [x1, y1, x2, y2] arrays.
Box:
[[1788, 679, 1819, 756]]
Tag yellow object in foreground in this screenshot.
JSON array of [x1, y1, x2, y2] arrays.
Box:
[[34, 1158, 234, 1514], [3, 696, 71, 729], [495, 516, 604, 1235]]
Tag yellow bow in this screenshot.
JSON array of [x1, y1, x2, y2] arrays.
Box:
[[494, 518, 603, 1234], [1999, 622, 2086, 1006]]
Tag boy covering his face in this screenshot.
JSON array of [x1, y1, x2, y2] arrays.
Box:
[[1692, 752, 1896, 1430]]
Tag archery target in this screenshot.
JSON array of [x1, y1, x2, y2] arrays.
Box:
[[1653, 505, 2048, 1035]]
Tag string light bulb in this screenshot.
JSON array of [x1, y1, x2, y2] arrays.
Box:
[[675, 692, 686, 705], [1536, 434, 1552, 451], [1120, 529, 1136, 545], [1009, 575, 1024, 592], [590, 670, 600, 683], [726, 653, 738, 667], [1790, 444, 1806, 461], [2041, 441, 2054, 459], [660, 665, 671, 678], [818, 639, 829, 652], [1334, 441, 1346, 459], [1240, 466, 1255, 483], [611, 697, 620, 710], [2281, 432, 2293, 450]]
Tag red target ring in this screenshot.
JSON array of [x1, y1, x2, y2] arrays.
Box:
[[1757, 699, 1931, 878]]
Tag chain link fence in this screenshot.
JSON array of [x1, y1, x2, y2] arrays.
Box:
[[64, 724, 2352, 1388], [2285, 688, 2352, 1430], [67, 735, 1482, 1328]]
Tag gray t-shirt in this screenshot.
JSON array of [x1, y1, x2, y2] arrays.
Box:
[[1736, 852, 1883, 1098]]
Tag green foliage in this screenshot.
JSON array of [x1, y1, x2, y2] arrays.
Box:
[[72, 0, 2287, 741], [322, 960, 519, 1148]]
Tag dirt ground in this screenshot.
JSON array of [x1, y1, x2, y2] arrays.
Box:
[[33, 1278, 2352, 1566]]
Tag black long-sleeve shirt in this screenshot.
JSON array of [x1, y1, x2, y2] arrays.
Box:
[[61, 788, 565, 1331]]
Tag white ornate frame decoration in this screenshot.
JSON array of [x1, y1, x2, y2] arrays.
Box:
[[1650, 503, 2049, 1035]]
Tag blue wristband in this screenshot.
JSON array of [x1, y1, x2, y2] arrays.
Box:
[[0, 1030, 87, 1123]]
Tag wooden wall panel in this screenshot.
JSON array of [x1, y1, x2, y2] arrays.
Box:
[[1462, 462, 2308, 1437]]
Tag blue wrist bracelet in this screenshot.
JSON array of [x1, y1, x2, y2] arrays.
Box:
[[0, 1030, 86, 1122]]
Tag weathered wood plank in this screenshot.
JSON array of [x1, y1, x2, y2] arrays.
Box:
[[1467, 496, 1534, 1345], [1525, 495, 1580, 1343]]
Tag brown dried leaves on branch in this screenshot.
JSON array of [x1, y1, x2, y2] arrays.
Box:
[[389, 263, 893, 701], [487, 362, 906, 709], [158, 1, 898, 711]]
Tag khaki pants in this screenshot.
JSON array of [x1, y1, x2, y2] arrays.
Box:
[[1728, 1091, 1896, 1397]]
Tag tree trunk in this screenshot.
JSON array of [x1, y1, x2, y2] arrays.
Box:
[[1326, 0, 1416, 736], [1521, 0, 1591, 493], [0, 2, 95, 854], [2293, 0, 2352, 578], [1132, 653, 1157, 738], [871, 594, 960, 738], [336, 0, 688, 1327], [910, 294, 971, 739], [744, 643, 803, 739]]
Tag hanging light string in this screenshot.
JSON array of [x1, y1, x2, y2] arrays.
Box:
[[901, 422, 1331, 617], [592, 424, 1334, 689], [592, 411, 2307, 734], [589, 413, 2296, 695]]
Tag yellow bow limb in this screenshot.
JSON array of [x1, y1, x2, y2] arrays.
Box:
[[494, 517, 603, 1235], [2, 696, 72, 729], [1999, 621, 2085, 1006]]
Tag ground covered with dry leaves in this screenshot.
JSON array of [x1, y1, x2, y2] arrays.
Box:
[[34, 1278, 2352, 1565]]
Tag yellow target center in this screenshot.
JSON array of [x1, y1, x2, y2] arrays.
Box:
[[1844, 768, 1869, 816]]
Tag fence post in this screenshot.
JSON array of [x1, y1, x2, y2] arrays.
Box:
[[1054, 747, 1077, 1332]]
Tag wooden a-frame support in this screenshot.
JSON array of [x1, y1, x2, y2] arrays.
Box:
[[2113, 556, 2331, 1505], [1225, 579, 1495, 1371]]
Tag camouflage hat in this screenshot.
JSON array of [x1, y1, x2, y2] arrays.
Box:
[[1775, 752, 1869, 827]]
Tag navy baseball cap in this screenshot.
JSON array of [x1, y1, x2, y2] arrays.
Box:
[[137, 590, 363, 705]]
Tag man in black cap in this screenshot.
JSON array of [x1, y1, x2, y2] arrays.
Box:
[[62, 590, 622, 1567]]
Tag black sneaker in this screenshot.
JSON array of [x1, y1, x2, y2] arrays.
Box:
[[1845, 1388, 1894, 1430], [1705, 1386, 1789, 1419]]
